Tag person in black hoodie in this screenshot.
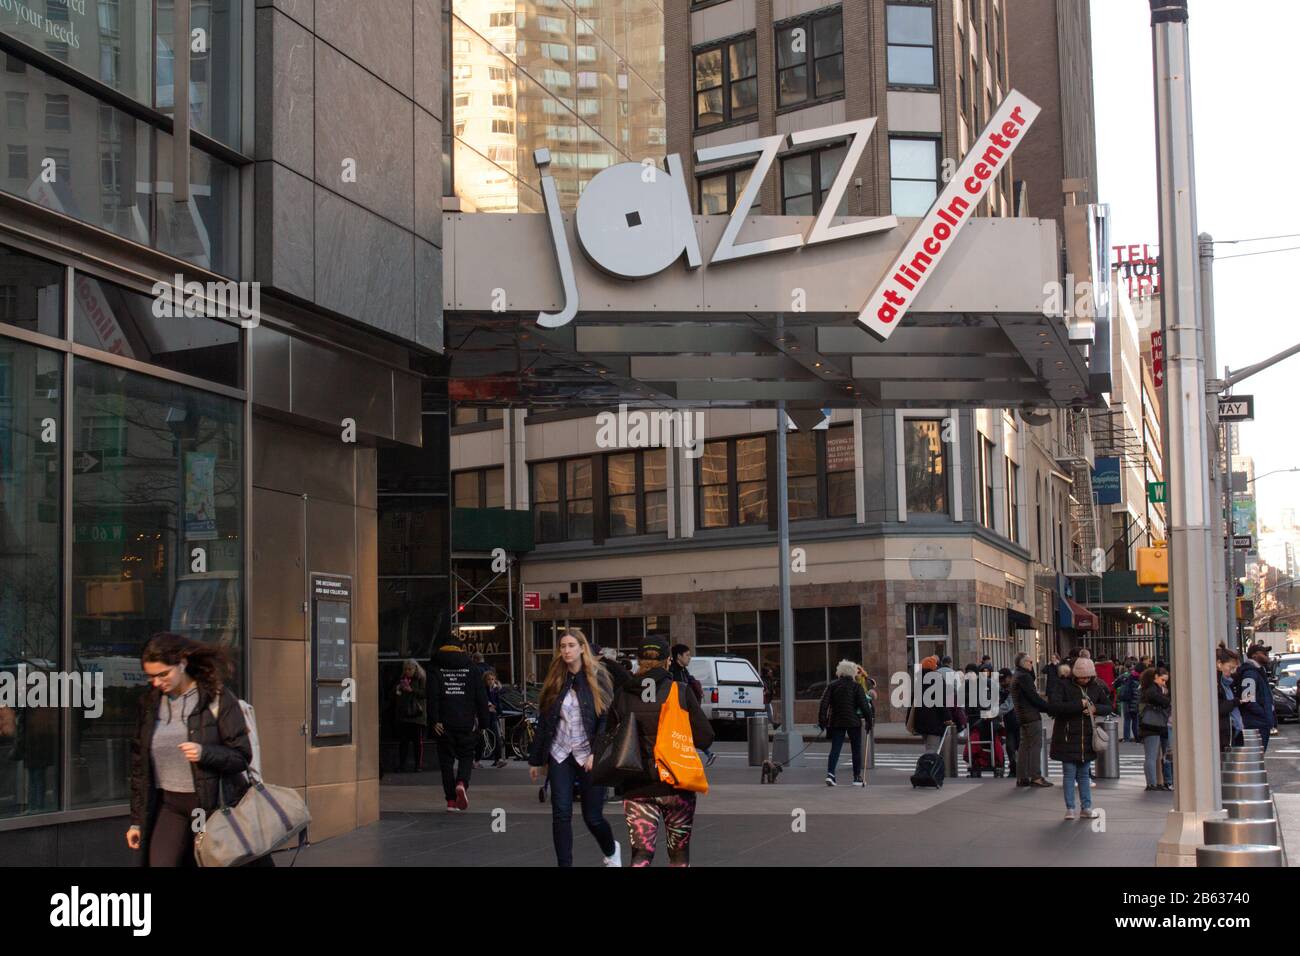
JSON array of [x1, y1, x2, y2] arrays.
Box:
[[528, 628, 620, 867], [819, 659, 871, 786], [606, 636, 715, 867], [428, 638, 491, 812]]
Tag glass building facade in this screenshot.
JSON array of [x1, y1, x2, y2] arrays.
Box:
[[449, 0, 665, 213]]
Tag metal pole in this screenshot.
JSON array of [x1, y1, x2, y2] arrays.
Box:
[[772, 401, 802, 766], [1150, 0, 1224, 865], [1200, 233, 1225, 813]]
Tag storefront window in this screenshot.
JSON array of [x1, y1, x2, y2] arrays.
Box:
[[826, 424, 855, 517], [0, 243, 63, 339], [696, 607, 858, 699], [155, 131, 241, 278], [0, 338, 62, 819], [786, 430, 818, 519], [70, 358, 242, 809], [156, 0, 243, 149], [73, 274, 240, 387]]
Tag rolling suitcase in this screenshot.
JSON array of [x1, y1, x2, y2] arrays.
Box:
[[911, 726, 949, 788]]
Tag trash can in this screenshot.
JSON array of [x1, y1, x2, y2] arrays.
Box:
[[747, 713, 770, 767], [1096, 717, 1121, 779]]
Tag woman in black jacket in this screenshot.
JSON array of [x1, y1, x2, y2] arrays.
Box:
[[909, 656, 965, 753], [527, 628, 619, 867], [1048, 656, 1112, 820], [127, 633, 254, 867], [1216, 648, 1243, 751], [1138, 667, 1173, 790], [819, 660, 871, 787], [605, 636, 715, 867]]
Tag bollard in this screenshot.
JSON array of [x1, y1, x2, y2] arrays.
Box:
[[1197, 844, 1283, 867], [942, 727, 959, 779], [1223, 782, 1270, 802], [1224, 799, 1276, 820], [1096, 716, 1121, 779], [1222, 769, 1269, 786], [1204, 817, 1281, 846], [1222, 755, 1265, 770], [747, 714, 770, 767]]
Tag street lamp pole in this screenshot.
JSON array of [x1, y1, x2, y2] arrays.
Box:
[[1150, 0, 1223, 866]]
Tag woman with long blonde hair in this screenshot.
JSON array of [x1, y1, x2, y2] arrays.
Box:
[[527, 628, 620, 866]]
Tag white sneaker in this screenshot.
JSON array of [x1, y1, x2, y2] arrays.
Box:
[[852, 779, 865, 787], [825, 774, 837, 787], [1064, 809, 1078, 821], [603, 842, 622, 867], [1080, 808, 1100, 819]]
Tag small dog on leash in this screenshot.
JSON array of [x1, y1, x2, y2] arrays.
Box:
[[760, 759, 783, 784]]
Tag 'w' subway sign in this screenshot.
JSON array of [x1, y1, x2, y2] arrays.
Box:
[[859, 90, 1041, 340]]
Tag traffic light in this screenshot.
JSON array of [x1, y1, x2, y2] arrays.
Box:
[[1137, 545, 1169, 587], [1235, 598, 1254, 621]]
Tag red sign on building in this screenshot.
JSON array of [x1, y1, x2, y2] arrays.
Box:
[[1114, 243, 1161, 299], [1150, 330, 1164, 388], [523, 591, 541, 611]]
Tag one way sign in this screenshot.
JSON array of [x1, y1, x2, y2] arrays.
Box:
[[1218, 395, 1254, 423]]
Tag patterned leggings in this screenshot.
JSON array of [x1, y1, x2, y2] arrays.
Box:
[[623, 793, 697, 867]]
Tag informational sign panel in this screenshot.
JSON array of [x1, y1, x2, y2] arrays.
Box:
[[523, 591, 541, 611], [826, 429, 855, 472], [311, 573, 353, 744], [1150, 330, 1164, 388], [1232, 534, 1253, 551], [1147, 481, 1167, 504], [1092, 457, 1122, 505], [1217, 395, 1254, 423]]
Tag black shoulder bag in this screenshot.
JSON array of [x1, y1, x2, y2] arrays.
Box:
[[591, 694, 647, 786]]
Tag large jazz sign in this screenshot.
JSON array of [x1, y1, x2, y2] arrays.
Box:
[[535, 90, 1040, 341]]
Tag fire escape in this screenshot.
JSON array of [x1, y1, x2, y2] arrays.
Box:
[[1056, 408, 1101, 577]]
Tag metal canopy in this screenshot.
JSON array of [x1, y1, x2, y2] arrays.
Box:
[[443, 212, 1099, 410]]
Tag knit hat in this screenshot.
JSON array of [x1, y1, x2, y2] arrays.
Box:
[[921, 655, 940, 671], [1072, 657, 1096, 679]]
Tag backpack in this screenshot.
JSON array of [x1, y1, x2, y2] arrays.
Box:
[[209, 694, 263, 779]]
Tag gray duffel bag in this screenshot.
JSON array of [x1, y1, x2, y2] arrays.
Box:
[[195, 772, 311, 867]]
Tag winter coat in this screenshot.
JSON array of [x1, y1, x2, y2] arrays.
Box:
[[428, 646, 491, 732], [818, 676, 870, 730], [1218, 675, 1240, 748], [910, 670, 966, 737], [1011, 665, 1053, 725], [130, 685, 252, 860], [1114, 669, 1141, 707], [1234, 659, 1277, 732], [1137, 682, 1172, 738], [1049, 678, 1113, 763], [604, 667, 715, 799], [528, 666, 611, 767], [393, 672, 428, 726]]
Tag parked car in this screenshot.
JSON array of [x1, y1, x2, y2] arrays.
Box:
[[1272, 677, 1299, 723], [687, 656, 766, 735]]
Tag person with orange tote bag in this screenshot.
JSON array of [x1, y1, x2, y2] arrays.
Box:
[[604, 636, 714, 866]]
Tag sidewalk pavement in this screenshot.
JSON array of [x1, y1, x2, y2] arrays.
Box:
[[299, 739, 1172, 867]]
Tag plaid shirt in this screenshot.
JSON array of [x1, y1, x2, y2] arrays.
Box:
[[549, 687, 591, 765]]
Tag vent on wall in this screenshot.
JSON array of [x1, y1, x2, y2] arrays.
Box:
[[581, 579, 643, 603]]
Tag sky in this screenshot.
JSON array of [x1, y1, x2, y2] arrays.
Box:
[[1092, 0, 1300, 531]]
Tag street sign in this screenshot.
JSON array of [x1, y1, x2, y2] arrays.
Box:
[[73, 451, 102, 474], [1232, 534, 1253, 550], [1147, 481, 1167, 504], [1217, 395, 1254, 422], [522, 591, 541, 611]]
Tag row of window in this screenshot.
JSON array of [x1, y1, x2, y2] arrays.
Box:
[[698, 136, 939, 219], [693, 3, 936, 130]]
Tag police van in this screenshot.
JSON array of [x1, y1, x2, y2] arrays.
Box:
[[686, 656, 767, 733]]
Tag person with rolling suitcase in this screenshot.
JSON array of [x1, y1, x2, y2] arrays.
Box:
[[909, 656, 965, 788]]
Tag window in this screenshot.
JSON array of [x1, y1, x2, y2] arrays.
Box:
[[7, 144, 27, 180], [532, 457, 594, 543], [1007, 459, 1020, 543], [5, 91, 26, 128], [889, 137, 939, 216], [977, 436, 995, 530], [826, 424, 856, 517], [698, 166, 759, 215], [775, 10, 844, 108], [453, 468, 505, 509], [979, 605, 1011, 670], [697, 436, 769, 528], [693, 35, 757, 128], [886, 3, 936, 87], [904, 418, 947, 514], [781, 143, 847, 215], [44, 93, 70, 131], [696, 607, 859, 699], [606, 448, 667, 537], [786, 430, 819, 519], [452, 407, 504, 427]]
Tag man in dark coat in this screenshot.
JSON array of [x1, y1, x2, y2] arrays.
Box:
[[1011, 652, 1055, 788]]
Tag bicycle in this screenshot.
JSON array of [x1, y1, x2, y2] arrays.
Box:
[[509, 704, 539, 761]]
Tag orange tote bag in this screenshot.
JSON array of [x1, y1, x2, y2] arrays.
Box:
[[653, 682, 709, 793]]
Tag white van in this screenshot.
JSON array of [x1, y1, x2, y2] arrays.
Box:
[[687, 656, 767, 730]]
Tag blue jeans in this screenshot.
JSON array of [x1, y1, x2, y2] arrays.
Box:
[[1061, 760, 1092, 810], [826, 724, 863, 780], [548, 755, 615, 867], [1142, 732, 1172, 786], [1123, 706, 1140, 741]]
